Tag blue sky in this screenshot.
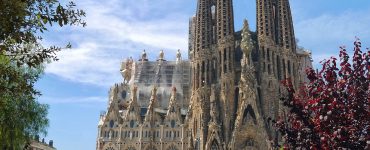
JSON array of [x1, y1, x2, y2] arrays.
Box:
[[36, 0, 370, 149]]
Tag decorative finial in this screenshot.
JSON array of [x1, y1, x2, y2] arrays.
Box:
[[141, 49, 147, 61], [151, 86, 157, 97], [159, 49, 165, 61], [176, 49, 182, 64]]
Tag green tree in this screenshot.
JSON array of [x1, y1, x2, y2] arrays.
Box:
[[0, 54, 48, 149], [0, 0, 86, 67], [0, 0, 85, 149]]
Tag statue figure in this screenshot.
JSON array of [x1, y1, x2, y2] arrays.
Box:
[[150, 86, 157, 101], [121, 57, 133, 84], [176, 49, 182, 64], [125, 57, 132, 69], [141, 49, 147, 61], [129, 56, 133, 65], [159, 50, 164, 60], [109, 130, 113, 139]]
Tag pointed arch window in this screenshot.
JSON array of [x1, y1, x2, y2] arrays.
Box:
[[109, 120, 114, 128], [130, 120, 135, 128], [171, 120, 176, 128], [122, 91, 127, 99]]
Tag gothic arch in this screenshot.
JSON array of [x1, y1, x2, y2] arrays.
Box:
[[242, 104, 257, 125], [206, 128, 223, 150]]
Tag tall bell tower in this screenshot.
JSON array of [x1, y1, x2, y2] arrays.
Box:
[[277, 0, 296, 52], [189, 0, 214, 149], [256, 0, 276, 44], [215, 0, 236, 145], [186, 0, 303, 149]]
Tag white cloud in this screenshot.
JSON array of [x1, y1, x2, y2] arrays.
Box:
[[44, 0, 191, 87], [45, 1, 370, 87], [45, 42, 122, 86], [295, 9, 370, 67]]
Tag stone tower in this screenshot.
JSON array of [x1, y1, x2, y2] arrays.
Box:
[[215, 0, 236, 145], [277, 0, 296, 52], [186, 0, 309, 149], [188, 0, 238, 149], [188, 0, 213, 149], [256, 0, 276, 43]]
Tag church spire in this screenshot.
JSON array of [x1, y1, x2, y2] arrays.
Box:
[[167, 87, 179, 115], [165, 87, 182, 124], [194, 0, 213, 53], [192, 0, 215, 90], [215, 0, 236, 145], [277, 0, 296, 51], [216, 0, 236, 75], [123, 86, 140, 122], [216, 0, 234, 40], [144, 86, 160, 124], [256, 0, 276, 43]]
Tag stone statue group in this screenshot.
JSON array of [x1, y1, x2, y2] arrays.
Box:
[[120, 49, 183, 84]]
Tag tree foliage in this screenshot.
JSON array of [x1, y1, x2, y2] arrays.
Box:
[[275, 39, 370, 149], [0, 55, 48, 149], [0, 0, 85, 149], [0, 0, 86, 67]]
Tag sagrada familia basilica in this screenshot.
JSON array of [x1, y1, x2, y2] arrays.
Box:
[[96, 0, 312, 149]]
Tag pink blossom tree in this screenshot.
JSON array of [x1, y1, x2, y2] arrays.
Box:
[[275, 39, 370, 149]]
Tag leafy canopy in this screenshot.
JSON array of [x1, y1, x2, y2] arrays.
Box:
[[0, 0, 86, 67], [0, 55, 48, 149], [0, 0, 85, 149]]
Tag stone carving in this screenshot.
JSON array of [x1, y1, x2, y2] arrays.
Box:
[[176, 49, 182, 64], [210, 86, 219, 123], [141, 49, 147, 61], [109, 130, 113, 139], [121, 57, 133, 84], [150, 86, 157, 101], [241, 20, 254, 65], [158, 50, 165, 61]]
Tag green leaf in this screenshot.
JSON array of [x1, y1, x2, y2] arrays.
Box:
[[56, 5, 61, 14], [42, 18, 48, 24]]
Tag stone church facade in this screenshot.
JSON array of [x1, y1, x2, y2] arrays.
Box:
[[96, 0, 312, 150]]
